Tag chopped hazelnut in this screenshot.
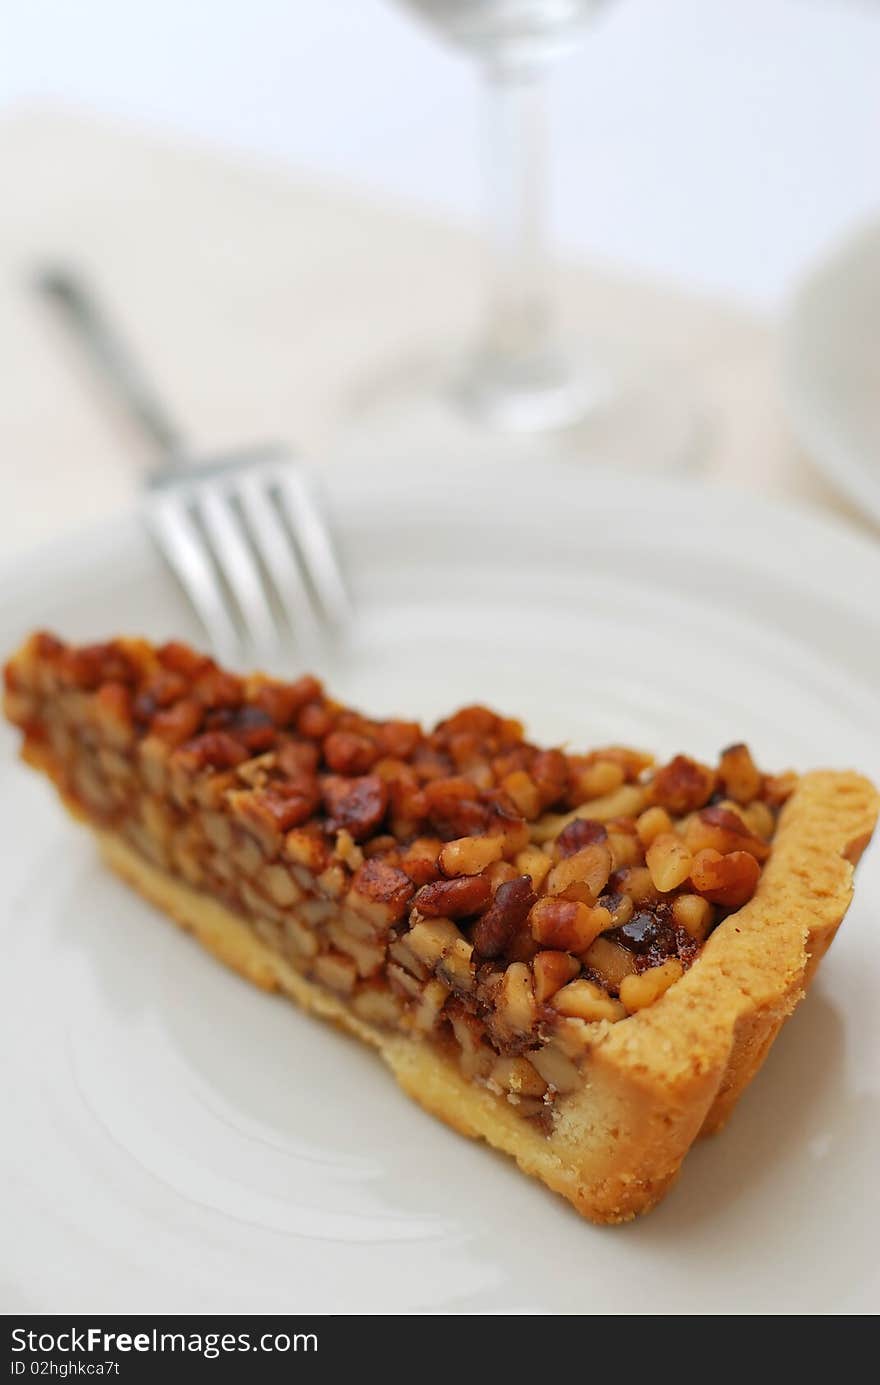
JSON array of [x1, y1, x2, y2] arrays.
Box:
[[742, 799, 775, 841], [606, 829, 643, 869], [552, 817, 608, 860], [322, 773, 388, 841], [546, 841, 613, 903], [718, 743, 762, 804], [612, 865, 659, 905], [527, 1042, 580, 1094], [648, 755, 715, 815], [312, 951, 357, 995], [149, 698, 203, 747], [532, 785, 646, 844], [690, 848, 761, 909], [671, 892, 713, 940], [533, 950, 580, 1003], [568, 757, 625, 803], [323, 729, 378, 775], [620, 959, 683, 1012], [529, 896, 606, 953], [412, 977, 450, 1033], [636, 805, 673, 847], [491, 962, 537, 1042], [582, 935, 637, 990], [490, 1056, 548, 1098], [551, 979, 626, 1023], [348, 857, 414, 928], [684, 805, 769, 861], [334, 828, 365, 871], [471, 875, 536, 958], [645, 833, 694, 892], [439, 834, 504, 877], [411, 874, 492, 919], [514, 844, 552, 891], [501, 769, 541, 820]]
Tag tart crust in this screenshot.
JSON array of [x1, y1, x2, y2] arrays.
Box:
[[91, 768, 876, 1224]]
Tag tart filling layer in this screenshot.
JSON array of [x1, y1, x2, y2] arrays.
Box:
[[5, 632, 877, 1221]]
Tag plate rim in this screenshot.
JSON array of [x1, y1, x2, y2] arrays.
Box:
[[3, 461, 880, 624]]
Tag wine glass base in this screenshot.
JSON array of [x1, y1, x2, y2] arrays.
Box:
[[337, 348, 704, 473]]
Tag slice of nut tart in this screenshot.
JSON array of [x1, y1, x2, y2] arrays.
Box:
[[5, 632, 877, 1223]]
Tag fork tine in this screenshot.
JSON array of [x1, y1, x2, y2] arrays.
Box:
[[274, 467, 352, 627], [195, 484, 280, 660], [236, 473, 321, 645], [37, 267, 349, 660], [146, 492, 242, 663]]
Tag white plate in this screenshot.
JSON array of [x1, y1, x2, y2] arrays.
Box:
[[783, 220, 880, 527], [2, 462, 879, 1315]]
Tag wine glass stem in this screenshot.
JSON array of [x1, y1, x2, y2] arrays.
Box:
[[481, 62, 553, 364]]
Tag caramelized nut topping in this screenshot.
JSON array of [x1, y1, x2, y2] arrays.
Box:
[[582, 935, 637, 991], [376, 720, 421, 759], [686, 805, 770, 861], [635, 805, 673, 847], [277, 740, 321, 777], [527, 1042, 580, 1094], [546, 841, 613, 903], [612, 910, 675, 956], [424, 777, 491, 839], [620, 959, 683, 1013], [529, 897, 606, 954], [491, 962, 537, 1042], [254, 675, 321, 727], [4, 630, 797, 1134], [743, 799, 775, 840], [398, 836, 442, 886], [174, 731, 249, 772], [149, 698, 203, 747], [718, 742, 762, 804], [412, 874, 492, 919], [323, 730, 378, 775], [530, 749, 569, 809], [645, 833, 693, 892], [553, 817, 608, 859], [471, 875, 536, 958], [155, 641, 208, 678], [230, 778, 320, 841], [533, 949, 580, 1002], [501, 769, 541, 820], [648, 755, 715, 815], [514, 844, 552, 891], [350, 858, 414, 925], [298, 701, 334, 739], [439, 834, 504, 877], [322, 774, 388, 841], [689, 848, 761, 909], [567, 757, 625, 803], [551, 978, 626, 1023], [671, 892, 714, 940]]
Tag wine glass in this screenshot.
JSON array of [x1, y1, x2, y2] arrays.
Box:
[[341, 0, 698, 469]]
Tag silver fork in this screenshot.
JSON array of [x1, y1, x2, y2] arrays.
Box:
[[36, 267, 351, 667]]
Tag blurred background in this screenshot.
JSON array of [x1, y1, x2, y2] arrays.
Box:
[[2, 0, 880, 551], [4, 0, 877, 304]]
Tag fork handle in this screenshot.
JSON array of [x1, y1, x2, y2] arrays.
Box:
[[36, 266, 187, 462]]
